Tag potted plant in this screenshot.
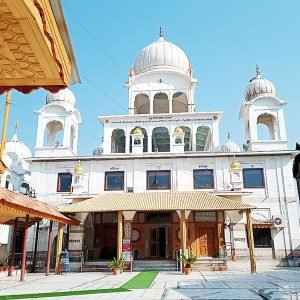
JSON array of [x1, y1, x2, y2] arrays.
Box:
[[177, 254, 197, 275], [108, 257, 127, 275], [9, 265, 15, 273], [3, 265, 9, 272]]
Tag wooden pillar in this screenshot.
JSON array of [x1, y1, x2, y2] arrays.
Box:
[[117, 211, 123, 260], [180, 210, 187, 272], [20, 214, 29, 282], [46, 221, 53, 276], [32, 221, 40, 273], [66, 225, 70, 250], [246, 209, 256, 273], [8, 218, 18, 276], [55, 223, 64, 275]]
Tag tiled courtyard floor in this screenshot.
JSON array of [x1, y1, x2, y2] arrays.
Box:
[[1, 268, 300, 299]]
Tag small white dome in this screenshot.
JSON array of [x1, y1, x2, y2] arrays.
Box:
[[5, 134, 32, 159], [133, 31, 189, 75], [93, 142, 104, 156], [221, 134, 241, 153], [46, 88, 76, 106], [244, 66, 276, 101]]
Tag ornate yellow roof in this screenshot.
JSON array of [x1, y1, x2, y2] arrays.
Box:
[[174, 126, 183, 133], [0, 0, 80, 94], [60, 191, 254, 213], [132, 127, 142, 135]]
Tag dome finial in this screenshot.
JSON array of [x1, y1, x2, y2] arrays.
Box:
[[227, 132, 231, 140], [14, 120, 18, 136], [256, 64, 261, 76], [159, 25, 164, 38], [11, 120, 18, 141]]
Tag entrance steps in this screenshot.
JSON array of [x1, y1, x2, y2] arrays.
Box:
[[192, 258, 228, 271], [132, 259, 177, 272], [82, 260, 110, 272]]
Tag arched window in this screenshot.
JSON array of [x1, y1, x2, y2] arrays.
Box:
[[196, 126, 211, 151], [257, 113, 277, 140], [5, 175, 11, 189], [130, 128, 148, 152], [111, 129, 126, 153], [153, 93, 169, 114], [44, 120, 63, 147], [152, 127, 170, 152], [172, 92, 188, 113], [180, 126, 192, 151], [135, 94, 150, 114]]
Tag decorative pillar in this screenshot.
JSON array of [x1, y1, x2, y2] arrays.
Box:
[[46, 221, 53, 276], [117, 211, 123, 260], [172, 127, 185, 153], [246, 210, 256, 273], [230, 160, 242, 191], [20, 214, 29, 282], [8, 218, 18, 276], [72, 161, 84, 194], [32, 221, 40, 273], [55, 223, 64, 275], [131, 128, 144, 154]]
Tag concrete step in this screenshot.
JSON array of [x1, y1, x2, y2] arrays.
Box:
[[133, 260, 177, 272], [192, 258, 227, 271]]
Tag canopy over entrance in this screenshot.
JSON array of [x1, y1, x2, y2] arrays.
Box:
[[0, 187, 77, 225], [0, 0, 80, 94], [60, 191, 254, 213]]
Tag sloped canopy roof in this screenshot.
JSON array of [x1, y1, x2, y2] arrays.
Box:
[[0, 0, 80, 94], [60, 191, 254, 213], [0, 188, 78, 225]]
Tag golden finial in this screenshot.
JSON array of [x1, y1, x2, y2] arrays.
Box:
[[132, 127, 142, 135], [174, 126, 183, 133], [74, 160, 83, 174], [129, 64, 135, 77]]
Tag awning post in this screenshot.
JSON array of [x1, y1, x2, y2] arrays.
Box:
[[55, 223, 64, 275], [180, 210, 187, 273], [117, 211, 123, 260], [20, 214, 29, 281], [8, 217, 18, 276], [32, 221, 40, 272], [246, 209, 256, 273], [46, 221, 53, 276]]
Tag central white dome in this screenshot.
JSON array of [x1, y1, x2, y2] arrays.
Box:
[[133, 36, 190, 75]]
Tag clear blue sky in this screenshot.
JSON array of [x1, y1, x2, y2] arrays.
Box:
[[1, 0, 299, 155]]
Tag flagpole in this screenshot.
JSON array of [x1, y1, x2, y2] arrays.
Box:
[[0, 90, 12, 173]]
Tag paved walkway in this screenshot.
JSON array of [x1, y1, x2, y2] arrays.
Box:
[[1, 268, 300, 299]]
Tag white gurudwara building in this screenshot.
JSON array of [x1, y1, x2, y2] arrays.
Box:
[[26, 29, 300, 271]]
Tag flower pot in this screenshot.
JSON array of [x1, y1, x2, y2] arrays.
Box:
[[231, 255, 236, 261], [113, 268, 121, 275], [9, 266, 15, 272], [184, 267, 192, 275]]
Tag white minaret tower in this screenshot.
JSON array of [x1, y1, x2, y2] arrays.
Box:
[[239, 65, 288, 151], [35, 88, 82, 157]]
